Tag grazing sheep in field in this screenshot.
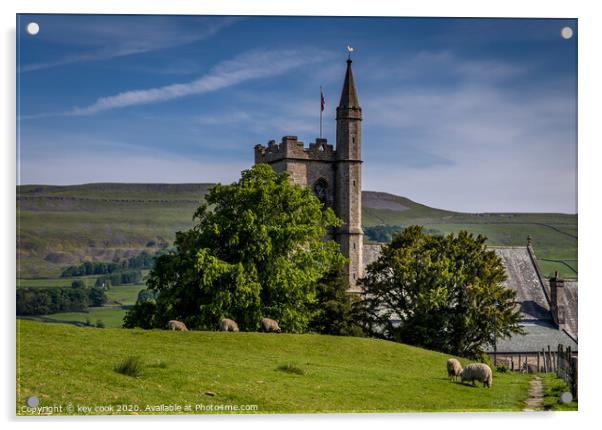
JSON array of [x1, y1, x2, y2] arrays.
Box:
[[459, 363, 493, 388], [260, 318, 281, 333], [167, 320, 188, 331], [220, 318, 239, 332], [447, 358, 463, 381]]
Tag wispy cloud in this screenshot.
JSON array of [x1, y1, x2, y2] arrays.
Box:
[[23, 48, 330, 118], [19, 16, 239, 73]]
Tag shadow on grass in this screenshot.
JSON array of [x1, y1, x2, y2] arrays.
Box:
[[276, 363, 305, 375], [435, 377, 480, 388], [18, 316, 92, 328], [453, 381, 481, 388]]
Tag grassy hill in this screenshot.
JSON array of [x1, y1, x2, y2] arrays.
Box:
[[16, 320, 532, 415], [17, 183, 577, 279]]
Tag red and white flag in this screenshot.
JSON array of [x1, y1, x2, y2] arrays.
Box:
[[320, 87, 325, 112]]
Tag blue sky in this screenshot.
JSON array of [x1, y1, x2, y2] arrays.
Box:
[[16, 15, 577, 213]]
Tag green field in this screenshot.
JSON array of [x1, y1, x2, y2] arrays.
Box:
[[105, 284, 145, 306], [16, 320, 533, 415], [17, 269, 145, 328], [18, 278, 144, 328], [17, 184, 577, 279], [17, 274, 111, 289], [22, 306, 128, 328]]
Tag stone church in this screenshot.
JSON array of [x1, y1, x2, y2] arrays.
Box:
[[254, 58, 364, 291]]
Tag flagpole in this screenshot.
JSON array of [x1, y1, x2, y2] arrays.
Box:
[[319, 86, 323, 139]]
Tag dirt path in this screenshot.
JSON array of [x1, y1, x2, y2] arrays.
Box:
[[523, 376, 544, 411]]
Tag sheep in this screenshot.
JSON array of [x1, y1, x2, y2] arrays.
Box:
[[220, 318, 239, 332], [167, 320, 188, 331], [447, 358, 463, 382], [260, 318, 281, 333], [459, 363, 493, 388]]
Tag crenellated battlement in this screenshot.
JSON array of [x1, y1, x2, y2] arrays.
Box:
[[254, 136, 336, 164]]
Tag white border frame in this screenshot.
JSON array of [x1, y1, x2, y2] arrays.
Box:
[[3, 1, 600, 429]]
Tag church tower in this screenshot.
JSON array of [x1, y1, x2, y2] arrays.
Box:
[[335, 58, 363, 290], [254, 56, 364, 291]]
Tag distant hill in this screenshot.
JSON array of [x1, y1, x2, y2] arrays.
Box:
[[17, 183, 577, 278]]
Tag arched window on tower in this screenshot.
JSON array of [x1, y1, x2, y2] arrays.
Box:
[[312, 178, 329, 205]]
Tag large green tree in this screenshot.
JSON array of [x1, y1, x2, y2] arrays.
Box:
[[356, 226, 523, 359], [124, 164, 346, 332]]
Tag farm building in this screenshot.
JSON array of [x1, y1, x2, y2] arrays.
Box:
[[487, 241, 577, 371]]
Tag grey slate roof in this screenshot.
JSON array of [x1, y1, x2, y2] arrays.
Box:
[[493, 247, 553, 322], [563, 280, 578, 341], [492, 246, 578, 350], [487, 320, 577, 353]]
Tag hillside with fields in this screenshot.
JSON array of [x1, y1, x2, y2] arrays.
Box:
[[17, 320, 534, 414], [17, 183, 578, 279]]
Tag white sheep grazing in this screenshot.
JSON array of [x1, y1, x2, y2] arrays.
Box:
[[447, 358, 463, 381], [220, 318, 240, 332], [260, 318, 281, 333], [167, 320, 188, 331], [459, 363, 493, 388]]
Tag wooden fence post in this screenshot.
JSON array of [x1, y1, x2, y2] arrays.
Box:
[[557, 345, 561, 378], [572, 356, 578, 400], [537, 352, 540, 373], [542, 348, 547, 373]]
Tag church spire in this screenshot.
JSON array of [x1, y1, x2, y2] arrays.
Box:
[[338, 59, 360, 109], [334, 54, 363, 290]]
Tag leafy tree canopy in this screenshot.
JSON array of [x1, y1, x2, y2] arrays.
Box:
[[124, 164, 346, 332], [356, 226, 523, 359]]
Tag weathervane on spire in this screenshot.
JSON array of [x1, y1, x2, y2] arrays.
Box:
[[347, 45, 354, 60]]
